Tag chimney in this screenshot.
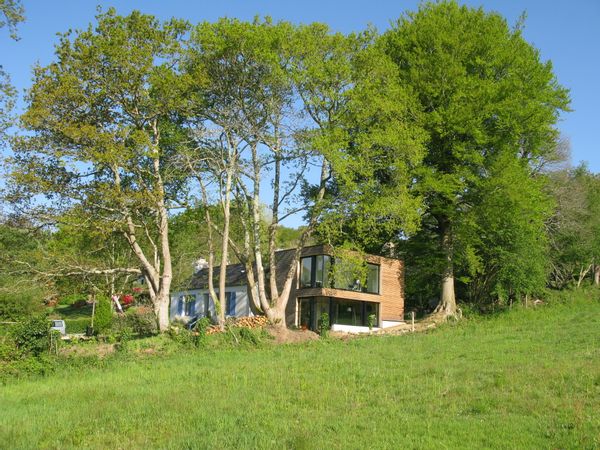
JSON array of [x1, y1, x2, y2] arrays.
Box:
[[193, 258, 209, 273]]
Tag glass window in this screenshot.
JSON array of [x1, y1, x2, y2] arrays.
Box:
[[184, 295, 196, 316], [366, 264, 380, 294], [365, 302, 379, 327], [177, 296, 185, 316], [300, 257, 313, 288], [332, 300, 379, 327], [333, 300, 362, 325], [203, 293, 210, 316], [226, 291, 236, 316], [299, 298, 312, 330], [315, 255, 331, 288]]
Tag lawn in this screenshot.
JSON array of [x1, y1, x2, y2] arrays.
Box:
[[1, 298, 599, 449]]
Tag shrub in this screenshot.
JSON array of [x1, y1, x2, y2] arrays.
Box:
[[115, 327, 132, 353], [0, 335, 18, 361], [58, 293, 86, 306], [126, 307, 158, 337], [0, 290, 44, 321], [94, 296, 113, 334], [167, 327, 199, 348], [9, 315, 50, 356], [64, 318, 91, 334], [368, 314, 376, 330], [121, 294, 134, 306], [318, 312, 330, 338], [196, 317, 212, 336]]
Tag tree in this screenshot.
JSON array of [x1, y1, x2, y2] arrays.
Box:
[[0, 0, 24, 145], [0, 0, 24, 40], [547, 165, 600, 289], [7, 9, 191, 331], [384, 1, 570, 315], [183, 19, 424, 328]]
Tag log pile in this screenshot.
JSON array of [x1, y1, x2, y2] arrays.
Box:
[[205, 315, 270, 335]]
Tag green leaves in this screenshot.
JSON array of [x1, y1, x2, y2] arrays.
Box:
[[385, 1, 570, 306]]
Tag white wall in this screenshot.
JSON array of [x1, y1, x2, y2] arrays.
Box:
[[331, 321, 403, 334], [170, 285, 251, 323]]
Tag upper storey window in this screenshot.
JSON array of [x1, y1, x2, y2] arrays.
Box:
[[300, 255, 379, 294]]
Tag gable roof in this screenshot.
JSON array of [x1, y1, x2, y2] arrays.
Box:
[[187, 263, 247, 290]]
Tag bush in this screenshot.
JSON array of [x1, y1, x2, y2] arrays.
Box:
[[368, 314, 376, 330], [58, 293, 86, 306], [126, 307, 158, 337], [115, 327, 132, 353], [9, 315, 50, 356], [318, 312, 330, 338], [0, 290, 44, 321], [167, 327, 200, 348], [0, 353, 57, 380], [94, 296, 113, 333], [0, 335, 18, 361], [64, 318, 91, 334]]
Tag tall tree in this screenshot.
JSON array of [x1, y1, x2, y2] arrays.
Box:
[[547, 165, 600, 289], [183, 20, 424, 328], [7, 9, 190, 331], [384, 1, 570, 315], [0, 0, 24, 145]]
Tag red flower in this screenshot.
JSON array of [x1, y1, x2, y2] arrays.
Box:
[[122, 294, 134, 305]]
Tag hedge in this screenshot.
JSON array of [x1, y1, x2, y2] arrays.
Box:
[[64, 318, 91, 334]]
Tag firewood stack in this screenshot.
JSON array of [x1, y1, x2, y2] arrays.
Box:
[[205, 315, 270, 335]]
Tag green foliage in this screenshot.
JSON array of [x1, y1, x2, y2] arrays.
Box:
[[383, 1, 570, 308], [547, 165, 600, 288], [9, 315, 50, 356], [93, 296, 113, 334], [367, 314, 376, 330], [167, 326, 200, 348], [318, 312, 329, 338], [115, 328, 132, 353], [125, 307, 158, 337], [64, 318, 91, 334], [0, 0, 25, 40]]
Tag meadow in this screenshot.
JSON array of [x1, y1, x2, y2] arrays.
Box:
[[1, 297, 598, 449]]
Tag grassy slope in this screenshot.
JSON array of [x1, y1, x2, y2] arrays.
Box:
[[1, 300, 599, 449]]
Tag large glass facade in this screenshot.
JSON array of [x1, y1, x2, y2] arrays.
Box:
[[332, 300, 379, 326], [299, 296, 380, 330], [300, 257, 313, 288], [300, 254, 380, 294], [300, 255, 331, 288], [366, 263, 380, 294]]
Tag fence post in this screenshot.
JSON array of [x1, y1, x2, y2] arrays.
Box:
[[411, 311, 415, 332]]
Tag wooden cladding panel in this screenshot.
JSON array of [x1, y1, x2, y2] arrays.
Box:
[[379, 258, 404, 321]]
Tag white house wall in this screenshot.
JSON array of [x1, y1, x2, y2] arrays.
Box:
[[170, 285, 251, 322]]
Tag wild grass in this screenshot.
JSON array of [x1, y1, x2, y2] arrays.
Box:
[[1, 296, 599, 449]]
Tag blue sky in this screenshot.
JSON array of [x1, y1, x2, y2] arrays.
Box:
[[1, 0, 598, 173]]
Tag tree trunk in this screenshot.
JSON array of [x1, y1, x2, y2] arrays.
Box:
[[218, 165, 233, 331], [594, 265, 600, 286], [155, 290, 171, 332], [434, 217, 458, 317]]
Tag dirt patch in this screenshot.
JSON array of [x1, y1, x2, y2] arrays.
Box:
[[60, 343, 115, 358], [267, 327, 320, 344]]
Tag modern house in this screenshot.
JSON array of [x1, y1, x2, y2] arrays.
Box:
[[171, 245, 405, 333]]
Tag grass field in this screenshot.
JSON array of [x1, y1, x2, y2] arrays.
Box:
[[1, 298, 599, 449]]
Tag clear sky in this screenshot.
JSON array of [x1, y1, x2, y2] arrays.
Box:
[[1, 0, 598, 172]]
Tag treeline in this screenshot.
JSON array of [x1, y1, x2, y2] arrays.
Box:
[[0, 1, 581, 329]]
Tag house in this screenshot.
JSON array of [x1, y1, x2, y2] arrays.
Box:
[[171, 244, 405, 333], [169, 262, 254, 323]]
